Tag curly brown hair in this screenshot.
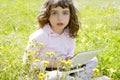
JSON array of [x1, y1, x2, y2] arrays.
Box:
[[37, 0, 80, 38]]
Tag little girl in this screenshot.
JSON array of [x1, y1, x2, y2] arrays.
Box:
[[23, 0, 98, 80]]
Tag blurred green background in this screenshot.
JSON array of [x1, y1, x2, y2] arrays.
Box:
[[0, 0, 120, 80]]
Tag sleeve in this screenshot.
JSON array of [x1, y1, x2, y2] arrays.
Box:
[[85, 57, 98, 76], [79, 57, 98, 79], [23, 30, 47, 64]]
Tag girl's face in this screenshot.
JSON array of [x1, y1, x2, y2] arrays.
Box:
[[49, 6, 70, 34]]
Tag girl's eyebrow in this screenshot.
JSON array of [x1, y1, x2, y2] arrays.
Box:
[[50, 9, 70, 12], [50, 10, 57, 12], [63, 10, 70, 12]]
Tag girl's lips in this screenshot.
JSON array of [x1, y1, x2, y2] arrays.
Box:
[[57, 23, 64, 26]]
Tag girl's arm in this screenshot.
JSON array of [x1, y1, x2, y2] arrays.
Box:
[[79, 57, 98, 79], [23, 37, 41, 64], [23, 31, 46, 64]]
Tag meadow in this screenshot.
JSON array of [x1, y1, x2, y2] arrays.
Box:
[[0, 0, 120, 80]]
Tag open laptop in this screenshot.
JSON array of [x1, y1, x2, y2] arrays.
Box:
[[68, 50, 101, 74]]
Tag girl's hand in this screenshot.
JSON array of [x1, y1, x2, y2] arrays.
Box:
[[46, 60, 59, 68], [65, 57, 72, 60]]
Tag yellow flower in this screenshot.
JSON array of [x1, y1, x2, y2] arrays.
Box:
[[61, 59, 72, 65], [66, 60, 72, 65], [29, 41, 35, 48], [78, 64, 81, 67], [31, 43, 35, 48], [30, 57, 35, 62], [35, 59, 40, 62], [27, 50, 32, 54], [38, 73, 45, 79], [45, 73, 50, 78], [62, 73, 65, 77], [34, 51, 39, 55], [38, 42, 44, 47], [61, 59, 66, 64], [45, 51, 55, 56], [43, 60, 49, 66], [93, 68, 100, 77], [50, 51, 55, 55], [45, 52, 51, 56], [27, 50, 32, 57]]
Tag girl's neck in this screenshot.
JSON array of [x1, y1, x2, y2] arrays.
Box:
[[51, 27, 64, 35]]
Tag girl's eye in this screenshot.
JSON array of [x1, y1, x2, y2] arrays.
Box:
[[63, 11, 69, 15], [51, 12, 57, 15]]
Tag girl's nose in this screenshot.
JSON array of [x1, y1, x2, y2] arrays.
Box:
[[57, 14, 63, 21]]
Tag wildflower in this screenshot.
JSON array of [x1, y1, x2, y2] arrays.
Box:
[[66, 60, 72, 65], [35, 58, 40, 62], [45, 51, 55, 56], [27, 50, 32, 54], [61, 59, 66, 64], [27, 50, 32, 57], [61, 59, 72, 65], [50, 51, 55, 55], [45, 73, 50, 78], [45, 52, 51, 56], [30, 57, 35, 62], [31, 43, 35, 48], [78, 64, 81, 67], [43, 60, 49, 66], [34, 51, 39, 55], [38, 42, 44, 47], [93, 68, 100, 77], [38, 73, 45, 79], [61, 73, 65, 78]]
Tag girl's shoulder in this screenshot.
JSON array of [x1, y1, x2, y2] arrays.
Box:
[[29, 28, 48, 42]]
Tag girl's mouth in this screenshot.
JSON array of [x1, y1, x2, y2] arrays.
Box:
[[57, 23, 64, 26]]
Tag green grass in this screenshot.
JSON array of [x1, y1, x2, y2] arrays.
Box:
[[0, 0, 120, 80]]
